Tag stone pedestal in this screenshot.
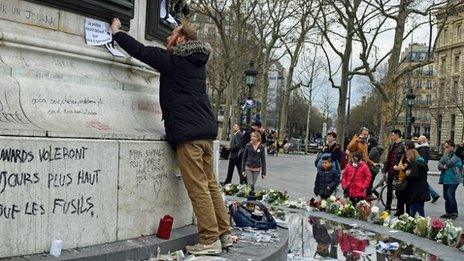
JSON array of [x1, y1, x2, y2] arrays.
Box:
[[0, 0, 199, 258]]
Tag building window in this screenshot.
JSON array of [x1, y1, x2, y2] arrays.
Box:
[[414, 126, 420, 136], [424, 126, 431, 137], [426, 94, 432, 105], [426, 80, 432, 89], [451, 114, 456, 142], [444, 28, 448, 44], [441, 57, 447, 75], [458, 23, 462, 41], [453, 79, 459, 101], [416, 79, 422, 89], [455, 55, 460, 73]]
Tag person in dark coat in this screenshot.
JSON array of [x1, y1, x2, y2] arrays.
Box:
[[241, 122, 267, 149], [382, 129, 405, 212], [417, 135, 440, 203], [223, 123, 245, 185], [367, 137, 382, 199], [314, 156, 340, 199], [405, 148, 431, 217], [322, 132, 343, 165], [111, 18, 229, 254]]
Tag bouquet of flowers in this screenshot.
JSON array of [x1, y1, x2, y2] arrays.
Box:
[[222, 183, 239, 195], [319, 199, 328, 211], [263, 189, 289, 205], [370, 206, 380, 222], [428, 219, 445, 241], [355, 200, 372, 221], [236, 184, 253, 198], [284, 197, 308, 209], [309, 198, 321, 209], [392, 214, 416, 233], [413, 216, 431, 237], [436, 220, 463, 247], [337, 202, 355, 218], [327, 200, 342, 215], [255, 189, 269, 200]]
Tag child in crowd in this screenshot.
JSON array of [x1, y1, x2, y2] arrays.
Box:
[[314, 156, 340, 199]]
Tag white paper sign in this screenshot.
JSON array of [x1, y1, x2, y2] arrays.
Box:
[[85, 18, 112, 46], [105, 43, 125, 57]]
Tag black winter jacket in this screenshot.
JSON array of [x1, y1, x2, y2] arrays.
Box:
[[241, 143, 266, 176], [114, 32, 217, 149], [417, 143, 431, 163], [407, 157, 431, 204], [314, 166, 340, 198]]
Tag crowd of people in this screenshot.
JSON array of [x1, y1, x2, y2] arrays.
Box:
[[222, 122, 268, 191], [314, 127, 464, 219]]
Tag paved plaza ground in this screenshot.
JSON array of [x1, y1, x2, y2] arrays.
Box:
[[219, 153, 464, 228]]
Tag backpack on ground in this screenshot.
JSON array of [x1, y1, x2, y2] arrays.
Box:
[[228, 201, 277, 230]]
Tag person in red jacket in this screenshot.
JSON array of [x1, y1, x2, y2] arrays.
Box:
[[342, 151, 372, 205], [337, 229, 368, 261]]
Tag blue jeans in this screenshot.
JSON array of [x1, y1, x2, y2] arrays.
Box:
[[443, 184, 459, 215], [409, 202, 425, 217], [428, 183, 439, 198]]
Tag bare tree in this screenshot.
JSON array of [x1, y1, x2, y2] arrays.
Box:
[[192, 0, 259, 139], [351, 0, 457, 143], [278, 0, 320, 140], [250, 0, 293, 126], [296, 48, 325, 153], [315, 0, 362, 145]]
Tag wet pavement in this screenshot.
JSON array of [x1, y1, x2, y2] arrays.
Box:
[[283, 211, 439, 260]]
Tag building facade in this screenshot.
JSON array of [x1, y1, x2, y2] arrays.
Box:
[[266, 63, 285, 130], [430, 2, 464, 151], [395, 43, 434, 139]]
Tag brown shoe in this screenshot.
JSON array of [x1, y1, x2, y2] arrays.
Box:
[[186, 239, 222, 255]]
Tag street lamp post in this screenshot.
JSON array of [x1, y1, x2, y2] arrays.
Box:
[[406, 88, 416, 140], [245, 62, 257, 125]]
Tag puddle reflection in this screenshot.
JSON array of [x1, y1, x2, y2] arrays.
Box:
[[282, 210, 439, 260]]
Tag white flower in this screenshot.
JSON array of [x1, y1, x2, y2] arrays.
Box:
[[371, 206, 379, 213], [329, 195, 337, 202], [320, 200, 327, 209]]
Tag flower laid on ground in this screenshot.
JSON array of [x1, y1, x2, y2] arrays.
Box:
[[327, 201, 341, 215], [320, 200, 327, 210], [261, 189, 289, 205], [284, 198, 308, 209], [413, 216, 430, 237], [309, 198, 320, 209], [392, 213, 416, 233], [355, 200, 372, 221], [222, 183, 239, 195], [337, 202, 355, 218], [429, 219, 445, 241], [235, 184, 253, 198], [436, 220, 462, 247]]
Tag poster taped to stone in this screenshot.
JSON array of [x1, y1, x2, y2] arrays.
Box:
[[84, 18, 112, 46]]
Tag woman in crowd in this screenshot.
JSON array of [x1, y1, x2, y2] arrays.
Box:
[[392, 142, 412, 216], [341, 151, 372, 205], [438, 140, 462, 219], [367, 137, 382, 199], [404, 145, 430, 217], [241, 131, 266, 190]]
